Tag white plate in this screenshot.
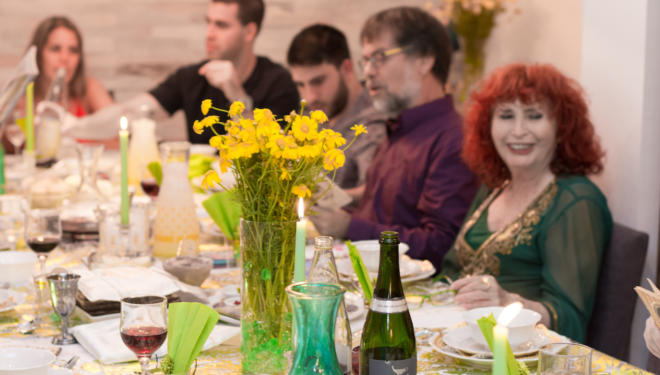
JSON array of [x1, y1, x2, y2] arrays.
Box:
[[0, 290, 26, 312], [49, 368, 73, 375], [336, 255, 435, 283], [431, 331, 540, 369], [443, 325, 550, 357]]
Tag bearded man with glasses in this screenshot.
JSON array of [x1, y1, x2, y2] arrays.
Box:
[[310, 6, 478, 271]]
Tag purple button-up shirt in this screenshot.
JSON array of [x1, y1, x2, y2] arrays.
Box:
[[346, 96, 478, 270]]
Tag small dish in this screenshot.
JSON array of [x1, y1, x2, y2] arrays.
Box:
[[336, 255, 435, 283], [0, 347, 55, 375], [163, 255, 213, 286], [0, 290, 27, 312], [340, 240, 409, 272], [464, 306, 541, 348]]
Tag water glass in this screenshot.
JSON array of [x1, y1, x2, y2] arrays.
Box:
[[538, 343, 592, 375]]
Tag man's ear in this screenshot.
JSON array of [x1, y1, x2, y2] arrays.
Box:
[[243, 22, 258, 43], [415, 55, 435, 76], [339, 58, 356, 79]]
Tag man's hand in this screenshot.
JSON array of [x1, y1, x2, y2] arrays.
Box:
[[198, 60, 247, 103], [309, 206, 351, 239]]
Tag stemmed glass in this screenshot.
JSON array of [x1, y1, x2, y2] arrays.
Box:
[[5, 123, 25, 154], [140, 167, 160, 200], [25, 209, 62, 273], [120, 296, 168, 375], [47, 273, 80, 345]]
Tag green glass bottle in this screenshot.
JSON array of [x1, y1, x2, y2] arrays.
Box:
[[360, 231, 416, 374]]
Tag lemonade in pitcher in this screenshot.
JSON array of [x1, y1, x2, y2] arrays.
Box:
[[153, 142, 200, 258]]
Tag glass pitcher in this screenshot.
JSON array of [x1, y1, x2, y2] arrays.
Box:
[[127, 105, 160, 190], [153, 142, 199, 258]]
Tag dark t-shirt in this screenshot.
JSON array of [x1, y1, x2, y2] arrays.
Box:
[[149, 56, 300, 144]]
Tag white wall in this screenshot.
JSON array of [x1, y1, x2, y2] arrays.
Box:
[[484, 0, 582, 79], [581, 0, 660, 368]]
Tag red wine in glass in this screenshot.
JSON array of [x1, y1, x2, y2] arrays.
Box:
[[27, 236, 60, 253], [120, 326, 167, 356], [140, 179, 160, 199]]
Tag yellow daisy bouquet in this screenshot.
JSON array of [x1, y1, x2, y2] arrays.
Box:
[[195, 99, 364, 373], [196, 99, 364, 221]]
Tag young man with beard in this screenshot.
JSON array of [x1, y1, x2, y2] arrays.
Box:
[[287, 24, 386, 194], [63, 0, 299, 145], [310, 7, 478, 271]]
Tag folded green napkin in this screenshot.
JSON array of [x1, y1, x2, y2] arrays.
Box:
[[346, 240, 373, 304], [162, 302, 219, 374], [477, 314, 528, 375], [188, 154, 215, 180], [202, 190, 241, 241], [147, 161, 163, 185]]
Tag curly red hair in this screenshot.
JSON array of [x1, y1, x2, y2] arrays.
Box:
[[462, 63, 605, 188]]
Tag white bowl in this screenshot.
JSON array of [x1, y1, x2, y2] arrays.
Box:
[[464, 306, 541, 348], [0, 347, 55, 375], [344, 240, 409, 272], [0, 251, 38, 284]]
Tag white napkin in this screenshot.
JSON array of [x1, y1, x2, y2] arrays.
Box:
[[75, 266, 181, 302], [70, 318, 240, 364]]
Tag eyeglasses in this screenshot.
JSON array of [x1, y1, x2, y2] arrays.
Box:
[[359, 46, 408, 70]]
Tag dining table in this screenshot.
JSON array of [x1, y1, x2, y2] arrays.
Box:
[[0, 244, 651, 375]]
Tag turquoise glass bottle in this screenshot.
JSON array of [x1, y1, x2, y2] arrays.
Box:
[[286, 282, 346, 375]]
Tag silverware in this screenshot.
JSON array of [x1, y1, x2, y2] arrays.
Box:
[[0, 318, 37, 334], [64, 355, 79, 369]]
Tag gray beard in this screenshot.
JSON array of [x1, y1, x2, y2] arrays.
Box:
[[373, 92, 409, 115]]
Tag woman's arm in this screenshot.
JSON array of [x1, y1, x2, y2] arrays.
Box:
[[85, 77, 113, 113]]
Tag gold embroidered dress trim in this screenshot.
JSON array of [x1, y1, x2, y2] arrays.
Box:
[[453, 180, 558, 276]]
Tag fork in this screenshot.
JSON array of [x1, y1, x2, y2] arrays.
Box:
[[63, 355, 79, 369]]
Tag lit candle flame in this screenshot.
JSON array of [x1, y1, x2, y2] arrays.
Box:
[[497, 302, 522, 327], [120, 116, 128, 131], [297, 197, 304, 219]]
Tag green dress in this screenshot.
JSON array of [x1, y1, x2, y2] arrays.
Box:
[[442, 176, 612, 343]]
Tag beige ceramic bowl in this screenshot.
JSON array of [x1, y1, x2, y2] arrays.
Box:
[[163, 255, 214, 286], [344, 240, 409, 272]]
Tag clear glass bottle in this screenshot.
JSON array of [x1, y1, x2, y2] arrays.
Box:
[[152, 142, 199, 258], [127, 105, 160, 190], [308, 236, 352, 375], [35, 67, 66, 166], [360, 231, 416, 375]]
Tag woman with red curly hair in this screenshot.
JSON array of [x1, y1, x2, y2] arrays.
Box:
[[442, 63, 612, 343]]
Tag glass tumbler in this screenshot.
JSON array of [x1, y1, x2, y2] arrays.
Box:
[[538, 343, 592, 375]]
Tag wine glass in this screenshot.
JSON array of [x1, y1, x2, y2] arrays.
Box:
[[140, 167, 160, 200], [5, 123, 25, 154], [120, 296, 168, 375], [47, 273, 80, 345], [24, 209, 62, 273]]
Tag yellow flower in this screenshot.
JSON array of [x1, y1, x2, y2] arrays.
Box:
[[351, 124, 368, 136], [254, 108, 274, 124], [279, 169, 291, 181], [292, 184, 312, 199], [201, 99, 212, 115], [193, 120, 205, 135], [292, 116, 319, 142], [310, 110, 328, 124], [298, 142, 322, 158], [256, 120, 280, 140], [201, 115, 220, 128], [201, 170, 221, 190], [229, 101, 245, 117], [219, 158, 231, 173], [209, 135, 224, 149], [320, 129, 346, 150], [323, 148, 345, 170]]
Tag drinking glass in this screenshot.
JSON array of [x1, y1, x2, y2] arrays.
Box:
[[538, 343, 592, 375], [25, 209, 62, 273], [5, 123, 25, 154], [140, 168, 160, 200], [47, 273, 80, 345], [120, 296, 168, 375]]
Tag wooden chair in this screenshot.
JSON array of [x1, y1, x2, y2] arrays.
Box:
[[586, 222, 649, 361]]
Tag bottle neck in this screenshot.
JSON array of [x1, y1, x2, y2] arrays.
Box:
[[308, 248, 339, 284], [374, 243, 404, 299]]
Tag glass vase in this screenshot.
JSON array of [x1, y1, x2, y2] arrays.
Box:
[[240, 219, 296, 374], [286, 282, 345, 375]]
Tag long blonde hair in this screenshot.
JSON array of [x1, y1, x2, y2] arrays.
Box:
[[28, 16, 87, 100]]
